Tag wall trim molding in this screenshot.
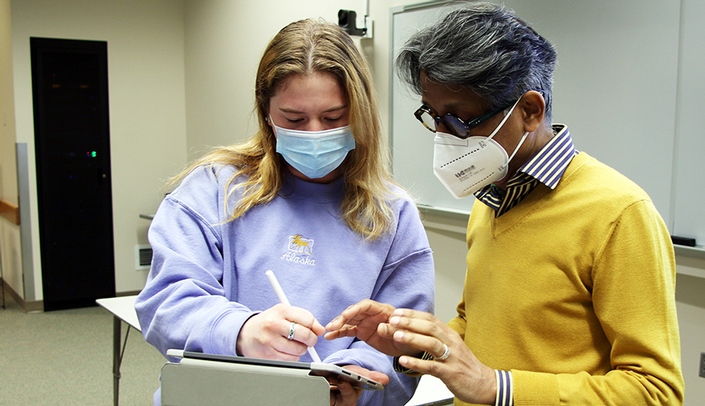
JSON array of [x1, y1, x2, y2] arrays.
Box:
[[0, 199, 20, 225], [1, 279, 42, 312]]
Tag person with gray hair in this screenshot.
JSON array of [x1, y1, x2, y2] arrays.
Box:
[[326, 3, 684, 405]]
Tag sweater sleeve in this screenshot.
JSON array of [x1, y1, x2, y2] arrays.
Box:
[[512, 199, 684, 405], [135, 166, 254, 357]]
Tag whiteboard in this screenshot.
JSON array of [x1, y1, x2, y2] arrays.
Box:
[[390, 1, 472, 214], [390, 0, 682, 226], [672, 0, 705, 247]]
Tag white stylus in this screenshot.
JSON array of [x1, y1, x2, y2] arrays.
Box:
[[265, 270, 322, 362]]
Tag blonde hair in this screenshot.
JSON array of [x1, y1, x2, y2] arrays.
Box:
[[171, 19, 398, 240]]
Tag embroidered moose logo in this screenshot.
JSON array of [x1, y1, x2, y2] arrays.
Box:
[[288, 234, 314, 256]]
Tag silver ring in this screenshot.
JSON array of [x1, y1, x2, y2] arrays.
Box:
[[287, 322, 297, 340], [436, 344, 451, 361]]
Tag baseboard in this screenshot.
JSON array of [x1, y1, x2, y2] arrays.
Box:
[[0, 280, 141, 313], [1, 279, 43, 312], [117, 290, 141, 297]]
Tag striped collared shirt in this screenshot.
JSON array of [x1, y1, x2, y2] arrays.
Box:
[[474, 124, 577, 216]]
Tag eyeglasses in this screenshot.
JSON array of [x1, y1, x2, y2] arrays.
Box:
[[414, 103, 510, 139]]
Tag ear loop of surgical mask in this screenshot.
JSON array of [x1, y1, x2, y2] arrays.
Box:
[[480, 97, 529, 171]]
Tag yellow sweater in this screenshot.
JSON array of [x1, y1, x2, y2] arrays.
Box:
[[448, 152, 684, 405]]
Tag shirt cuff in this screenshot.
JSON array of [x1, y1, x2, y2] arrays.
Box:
[[392, 351, 435, 376], [495, 370, 513, 406]]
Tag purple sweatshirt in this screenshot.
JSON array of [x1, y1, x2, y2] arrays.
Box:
[[135, 165, 435, 405]]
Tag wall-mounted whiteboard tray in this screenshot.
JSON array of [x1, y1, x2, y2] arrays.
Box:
[[674, 244, 705, 261]]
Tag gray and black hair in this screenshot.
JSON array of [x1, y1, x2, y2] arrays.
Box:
[[396, 2, 557, 122]]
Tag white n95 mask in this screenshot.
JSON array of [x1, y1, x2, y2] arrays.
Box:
[[433, 99, 528, 199], [273, 121, 356, 179]]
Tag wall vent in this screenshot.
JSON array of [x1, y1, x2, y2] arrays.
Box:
[[135, 245, 153, 270]]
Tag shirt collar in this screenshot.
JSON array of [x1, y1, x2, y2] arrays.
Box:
[[518, 124, 575, 189], [473, 124, 576, 213]]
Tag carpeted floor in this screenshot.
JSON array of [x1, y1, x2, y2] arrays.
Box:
[[0, 293, 164, 405]]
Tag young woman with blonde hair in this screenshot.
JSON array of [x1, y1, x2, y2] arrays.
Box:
[[135, 19, 434, 406]]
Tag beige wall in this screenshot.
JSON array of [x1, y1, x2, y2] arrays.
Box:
[[0, 0, 17, 204], [0, 0, 21, 298], [8, 0, 188, 298], [2, 0, 703, 403]]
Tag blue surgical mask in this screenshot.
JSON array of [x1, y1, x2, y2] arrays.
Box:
[[272, 120, 356, 179]]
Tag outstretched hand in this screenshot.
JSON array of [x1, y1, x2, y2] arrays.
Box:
[[326, 301, 497, 405], [381, 308, 496, 405], [324, 299, 418, 357]]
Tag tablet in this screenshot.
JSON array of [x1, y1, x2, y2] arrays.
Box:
[[166, 349, 384, 391]]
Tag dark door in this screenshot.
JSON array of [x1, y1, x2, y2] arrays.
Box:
[[31, 38, 115, 311]]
